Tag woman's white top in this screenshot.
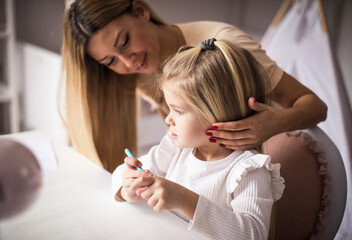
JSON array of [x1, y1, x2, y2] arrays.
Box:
[[112, 134, 285, 240]]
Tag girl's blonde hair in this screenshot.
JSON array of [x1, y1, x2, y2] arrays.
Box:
[[160, 40, 269, 126], [60, 0, 165, 172]]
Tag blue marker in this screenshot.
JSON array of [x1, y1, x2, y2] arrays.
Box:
[[124, 148, 143, 171]]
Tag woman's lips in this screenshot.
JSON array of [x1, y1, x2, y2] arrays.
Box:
[[171, 133, 177, 138], [137, 53, 148, 71]]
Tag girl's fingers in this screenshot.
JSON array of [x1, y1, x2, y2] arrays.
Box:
[[122, 169, 153, 187], [153, 198, 166, 212], [130, 176, 154, 191], [124, 157, 143, 169], [136, 186, 148, 196], [148, 195, 159, 209], [122, 178, 135, 188], [140, 187, 154, 200], [122, 168, 146, 179]]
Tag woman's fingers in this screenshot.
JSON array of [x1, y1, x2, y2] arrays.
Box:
[[219, 143, 258, 151], [207, 128, 258, 142], [206, 128, 252, 140], [211, 136, 260, 150], [210, 119, 249, 132], [248, 96, 270, 112], [204, 98, 277, 149]]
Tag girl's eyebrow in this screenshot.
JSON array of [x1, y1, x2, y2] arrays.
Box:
[[169, 103, 187, 111], [169, 104, 180, 108], [98, 29, 124, 62]]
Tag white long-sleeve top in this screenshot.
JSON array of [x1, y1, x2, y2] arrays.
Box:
[[112, 135, 285, 240]]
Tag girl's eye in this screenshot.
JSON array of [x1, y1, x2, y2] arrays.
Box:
[[175, 110, 183, 115], [106, 57, 115, 67], [122, 33, 129, 48]]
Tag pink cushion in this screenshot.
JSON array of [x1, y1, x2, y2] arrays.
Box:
[[263, 130, 327, 239]]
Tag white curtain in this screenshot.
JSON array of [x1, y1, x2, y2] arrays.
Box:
[[261, 0, 352, 239]]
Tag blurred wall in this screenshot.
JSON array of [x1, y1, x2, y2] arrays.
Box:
[[146, 0, 282, 41], [336, 0, 352, 108], [146, 0, 351, 107], [14, 0, 352, 113], [15, 0, 64, 54]]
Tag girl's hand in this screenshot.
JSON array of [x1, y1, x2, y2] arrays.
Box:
[[130, 177, 198, 218], [206, 97, 281, 150], [120, 157, 153, 202]]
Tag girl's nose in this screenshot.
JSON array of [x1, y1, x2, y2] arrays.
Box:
[[165, 114, 174, 125]]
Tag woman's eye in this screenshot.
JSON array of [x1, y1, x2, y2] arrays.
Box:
[[122, 33, 129, 48], [106, 57, 115, 67]]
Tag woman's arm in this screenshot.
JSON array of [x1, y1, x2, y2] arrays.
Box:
[[207, 72, 327, 150], [268, 72, 327, 131]]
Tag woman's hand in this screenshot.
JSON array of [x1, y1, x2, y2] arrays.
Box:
[[120, 157, 153, 202], [130, 176, 199, 219], [206, 97, 281, 150]]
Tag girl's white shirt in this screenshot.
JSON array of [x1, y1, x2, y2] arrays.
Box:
[[112, 134, 285, 240]]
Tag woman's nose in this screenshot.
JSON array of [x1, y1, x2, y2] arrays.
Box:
[[119, 53, 136, 69]]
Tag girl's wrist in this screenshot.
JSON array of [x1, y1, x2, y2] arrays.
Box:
[[115, 187, 127, 202], [179, 188, 199, 220]]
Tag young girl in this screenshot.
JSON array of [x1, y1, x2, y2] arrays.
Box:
[[112, 39, 285, 239]]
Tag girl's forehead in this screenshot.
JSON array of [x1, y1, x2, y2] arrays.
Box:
[[163, 85, 186, 103], [163, 84, 182, 100], [163, 81, 186, 99]]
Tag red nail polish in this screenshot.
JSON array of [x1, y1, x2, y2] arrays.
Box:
[[205, 132, 213, 136], [211, 125, 218, 130], [209, 138, 216, 143], [253, 97, 256, 103], [220, 144, 225, 147]]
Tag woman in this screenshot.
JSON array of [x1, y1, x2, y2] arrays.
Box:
[[61, 1, 326, 237]]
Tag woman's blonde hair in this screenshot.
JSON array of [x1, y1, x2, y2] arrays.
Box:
[[60, 0, 165, 172], [160, 40, 269, 127]]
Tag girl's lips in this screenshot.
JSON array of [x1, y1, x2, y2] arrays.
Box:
[[171, 133, 177, 138], [137, 53, 148, 71]]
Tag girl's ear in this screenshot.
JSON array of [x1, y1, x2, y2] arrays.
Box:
[[132, 0, 151, 20]]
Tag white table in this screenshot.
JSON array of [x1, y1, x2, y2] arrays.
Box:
[[0, 131, 204, 240]]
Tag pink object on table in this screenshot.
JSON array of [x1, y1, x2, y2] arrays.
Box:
[[0, 138, 42, 220]]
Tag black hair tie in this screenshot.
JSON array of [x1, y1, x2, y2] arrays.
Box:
[[198, 38, 217, 50]]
